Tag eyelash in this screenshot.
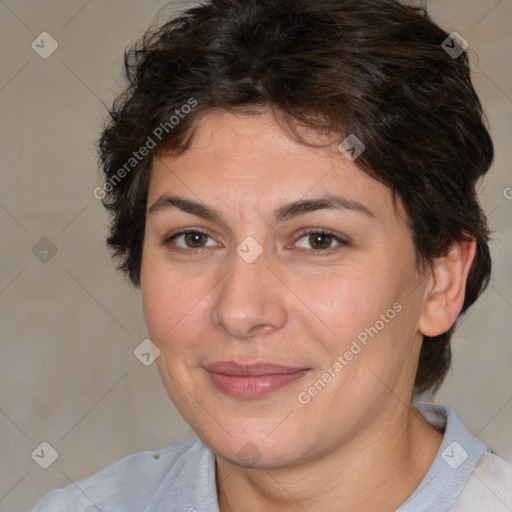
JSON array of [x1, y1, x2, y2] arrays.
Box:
[[162, 228, 349, 257]]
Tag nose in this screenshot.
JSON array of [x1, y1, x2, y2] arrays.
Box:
[[210, 245, 288, 340]]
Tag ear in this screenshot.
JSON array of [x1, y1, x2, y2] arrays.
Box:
[[417, 237, 476, 337]]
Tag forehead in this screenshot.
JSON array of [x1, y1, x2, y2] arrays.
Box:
[[149, 110, 406, 228]]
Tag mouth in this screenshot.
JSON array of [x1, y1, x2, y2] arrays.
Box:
[[203, 361, 311, 399]]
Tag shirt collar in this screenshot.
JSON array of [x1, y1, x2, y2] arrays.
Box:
[[397, 402, 490, 511], [145, 403, 489, 512]]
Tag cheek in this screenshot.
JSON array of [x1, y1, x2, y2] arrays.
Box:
[[141, 251, 182, 342], [297, 265, 390, 346], [140, 262, 166, 339], [298, 262, 414, 388], [140, 252, 211, 354]]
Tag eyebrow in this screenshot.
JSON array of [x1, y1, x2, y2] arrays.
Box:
[[147, 193, 375, 224]]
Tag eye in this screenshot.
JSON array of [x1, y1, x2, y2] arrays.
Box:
[[293, 229, 348, 256], [162, 228, 349, 257], [163, 229, 218, 250]]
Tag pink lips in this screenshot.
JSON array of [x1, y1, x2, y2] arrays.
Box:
[[204, 362, 310, 398]]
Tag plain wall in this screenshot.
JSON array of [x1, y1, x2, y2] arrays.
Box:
[[1, 1, 511, 510]]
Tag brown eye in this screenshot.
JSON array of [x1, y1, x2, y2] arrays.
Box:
[[293, 230, 349, 257], [183, 232, 208, 248], [308, 233, 334, 250], [164, 230, 217, 250]]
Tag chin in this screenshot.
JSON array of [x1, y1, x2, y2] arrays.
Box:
[[198, 423, 304, 469]]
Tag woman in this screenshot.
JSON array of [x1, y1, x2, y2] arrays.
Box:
[[32, 0, 512, 510]]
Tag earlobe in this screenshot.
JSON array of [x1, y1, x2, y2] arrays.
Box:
[[417, 237, 477, 337]]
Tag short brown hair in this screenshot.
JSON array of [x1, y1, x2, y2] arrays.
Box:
[[98, 0, 493, 394]]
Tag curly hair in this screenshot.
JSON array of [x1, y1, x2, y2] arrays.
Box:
[[97, 0, 493, 394]]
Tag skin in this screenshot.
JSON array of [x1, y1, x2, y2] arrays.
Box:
[[140, 110, 476, 511]]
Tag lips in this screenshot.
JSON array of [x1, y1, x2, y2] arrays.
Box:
[[204, 361, 309, 376], [203, 361, 311, 398]]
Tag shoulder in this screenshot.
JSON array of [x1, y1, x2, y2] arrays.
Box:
[[29, 436, 205, 511], [451, 452, 512, 511]]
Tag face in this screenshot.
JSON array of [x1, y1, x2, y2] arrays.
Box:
[[140, 110, 430, 469]]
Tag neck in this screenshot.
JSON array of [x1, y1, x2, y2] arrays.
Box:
[[216, 404, 444, 512]]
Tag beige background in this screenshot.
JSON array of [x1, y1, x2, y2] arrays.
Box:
[[0, 1, 511, 511]]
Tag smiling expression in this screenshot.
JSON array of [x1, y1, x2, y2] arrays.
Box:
[[140, 109, 430, 468]]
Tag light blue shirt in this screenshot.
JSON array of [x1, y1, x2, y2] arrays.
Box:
[[30, 403, 512, 511]]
